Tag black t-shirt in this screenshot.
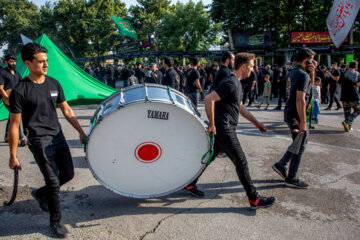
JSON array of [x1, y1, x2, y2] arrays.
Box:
[[214, 65, 231, 89], [0, 68, 22, 90], [339, 70, 360, 102], [284, 66, 311, 123], [135, 68, 145, 84], [155, 70, 163, 85], [328, 69, 340, 86], [186, 68, 200, 93], [9, 76, 66, 139], [163, 68, 180, 90], [214, 74, 242, 128]]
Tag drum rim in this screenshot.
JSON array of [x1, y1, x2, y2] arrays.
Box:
[[86, 100, 208, 199]]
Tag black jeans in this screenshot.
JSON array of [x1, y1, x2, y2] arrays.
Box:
[[187, 92, 198, 108], [328, 84, 341, 109], [190, 126, 258, 201], [278, 121, 309, 180], [28, 131, 74, 223]]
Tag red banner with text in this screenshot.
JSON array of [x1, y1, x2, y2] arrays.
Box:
[[291, 31, 348, 44]]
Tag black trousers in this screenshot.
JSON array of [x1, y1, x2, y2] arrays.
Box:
[[328, 84, 341, 108], [190, 126, 258, 201], [28, 131, 74, 223]]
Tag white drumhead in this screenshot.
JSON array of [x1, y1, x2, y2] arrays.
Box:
[[87, 102, 208, 198]]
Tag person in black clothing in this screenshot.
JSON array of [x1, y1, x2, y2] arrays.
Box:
[[242, 71, 256, 106], [339, 61, 360, 132], [272, 47, 316, 189], [184, 57, 203, 108], [272, 64, 281, 98], [0, 53, 27, 145], [213, 51, 234, 90], [274, 66, 288, 110], [120, 66, 131, 88], [317, 65, 328, 104], [163, 57, 180, 90], [135, 62, 145, 84], [106, 65, 117, 88], [199, 64, 207, 100], [155, 64, 164, 85], [176, 65, 185, 93], [8, 43, 87, 238], [144, 63, 159, 84], [185, 52, 275, 209], [325, 62, 342, 110]]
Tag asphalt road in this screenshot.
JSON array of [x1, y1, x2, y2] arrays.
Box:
[[0, 99, 359, 239]]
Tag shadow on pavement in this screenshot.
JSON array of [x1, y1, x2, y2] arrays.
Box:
[[0, 178, 284, 237]]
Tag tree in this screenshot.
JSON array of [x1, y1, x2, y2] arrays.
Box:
[[129, 0, 171, 48], [158, 1, 221, 52], [0, 0, 40, 54]]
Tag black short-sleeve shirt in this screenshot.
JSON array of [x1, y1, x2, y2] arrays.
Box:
[[9, 76, 66, 139], [328, 69, 340, 85], [186, 68, 200, 93], [213, 65, 231, 89], [284, 66, 311, 123], [163, 68, 180, 90], [214, 74, 242, 128], [0, 68, 22, 90], [339, 70, 360, 102]]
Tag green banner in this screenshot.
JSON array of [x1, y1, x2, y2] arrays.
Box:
[[112, 16, 138, 41], [346, 54, 354, 66]]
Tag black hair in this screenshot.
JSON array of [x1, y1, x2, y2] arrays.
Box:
[[5, 53, 16, 61], [190, 57, 200, 66], [234, 52, 255, 70], [221, 51, 234, 64], [164, 57, 174, 67], [349, 61, 357, 69], [295, 48, 315, 63], [263, 74, 270, 79], [21, 43, 48, 62], [315, 76, 321, 82]]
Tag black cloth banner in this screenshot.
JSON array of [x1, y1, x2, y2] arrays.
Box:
[[233, 32, 272, 47]]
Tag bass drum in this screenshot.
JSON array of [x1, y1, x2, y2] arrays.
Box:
[[86, 84, 208, 198]]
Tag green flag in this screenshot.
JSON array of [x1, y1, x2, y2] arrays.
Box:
[[112, 16, 138, 41]]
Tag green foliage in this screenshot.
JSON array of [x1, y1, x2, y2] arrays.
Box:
[[158, 1, 221, 51], [0, 0, 40, 53], [129, 0, 171, 41], [210, 0, 359, 47]]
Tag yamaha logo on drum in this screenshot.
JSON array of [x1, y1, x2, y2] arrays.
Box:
[[147, 110, 169, 120]]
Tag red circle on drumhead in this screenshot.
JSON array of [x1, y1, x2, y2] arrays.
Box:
[[135, 142, 162, 163]]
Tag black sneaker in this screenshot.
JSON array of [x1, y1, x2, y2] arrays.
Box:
[[272, 163, 287, 180], [31, 189, 49, 212], [335, 106, 342, 110], [285, 178, 309, 189], [184, 185, 205, 198], [249, 195, 276, 210], [49, 221, 69, 238], [324, 107, 331, 111]]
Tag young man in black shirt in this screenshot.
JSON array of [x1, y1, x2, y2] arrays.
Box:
[[272, 48, 316, 189], [184, 58, 203, 107], [163, 57, 180, 90], [325, 62, 342, 110], [8, 43, 87, 238], [213, 51, 234, 90], [338, 61, 360, 132], [0, 53, 27, 145], [186, 53, 275, 209]]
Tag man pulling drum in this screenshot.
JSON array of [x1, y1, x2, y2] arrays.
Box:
[[8, 43, 87, 238], [186, 53, 276, 209]]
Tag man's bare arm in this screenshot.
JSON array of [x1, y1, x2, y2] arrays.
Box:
[[9, 113, 22, 169], [58, 101, 86, 143], [195, 79, 203, 92], [204, 91, 221, 135], [296, 91, 307, 133], [239, 102, 266, 133]]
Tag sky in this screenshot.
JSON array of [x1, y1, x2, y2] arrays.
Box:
[[30, 0, 213, 8]]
